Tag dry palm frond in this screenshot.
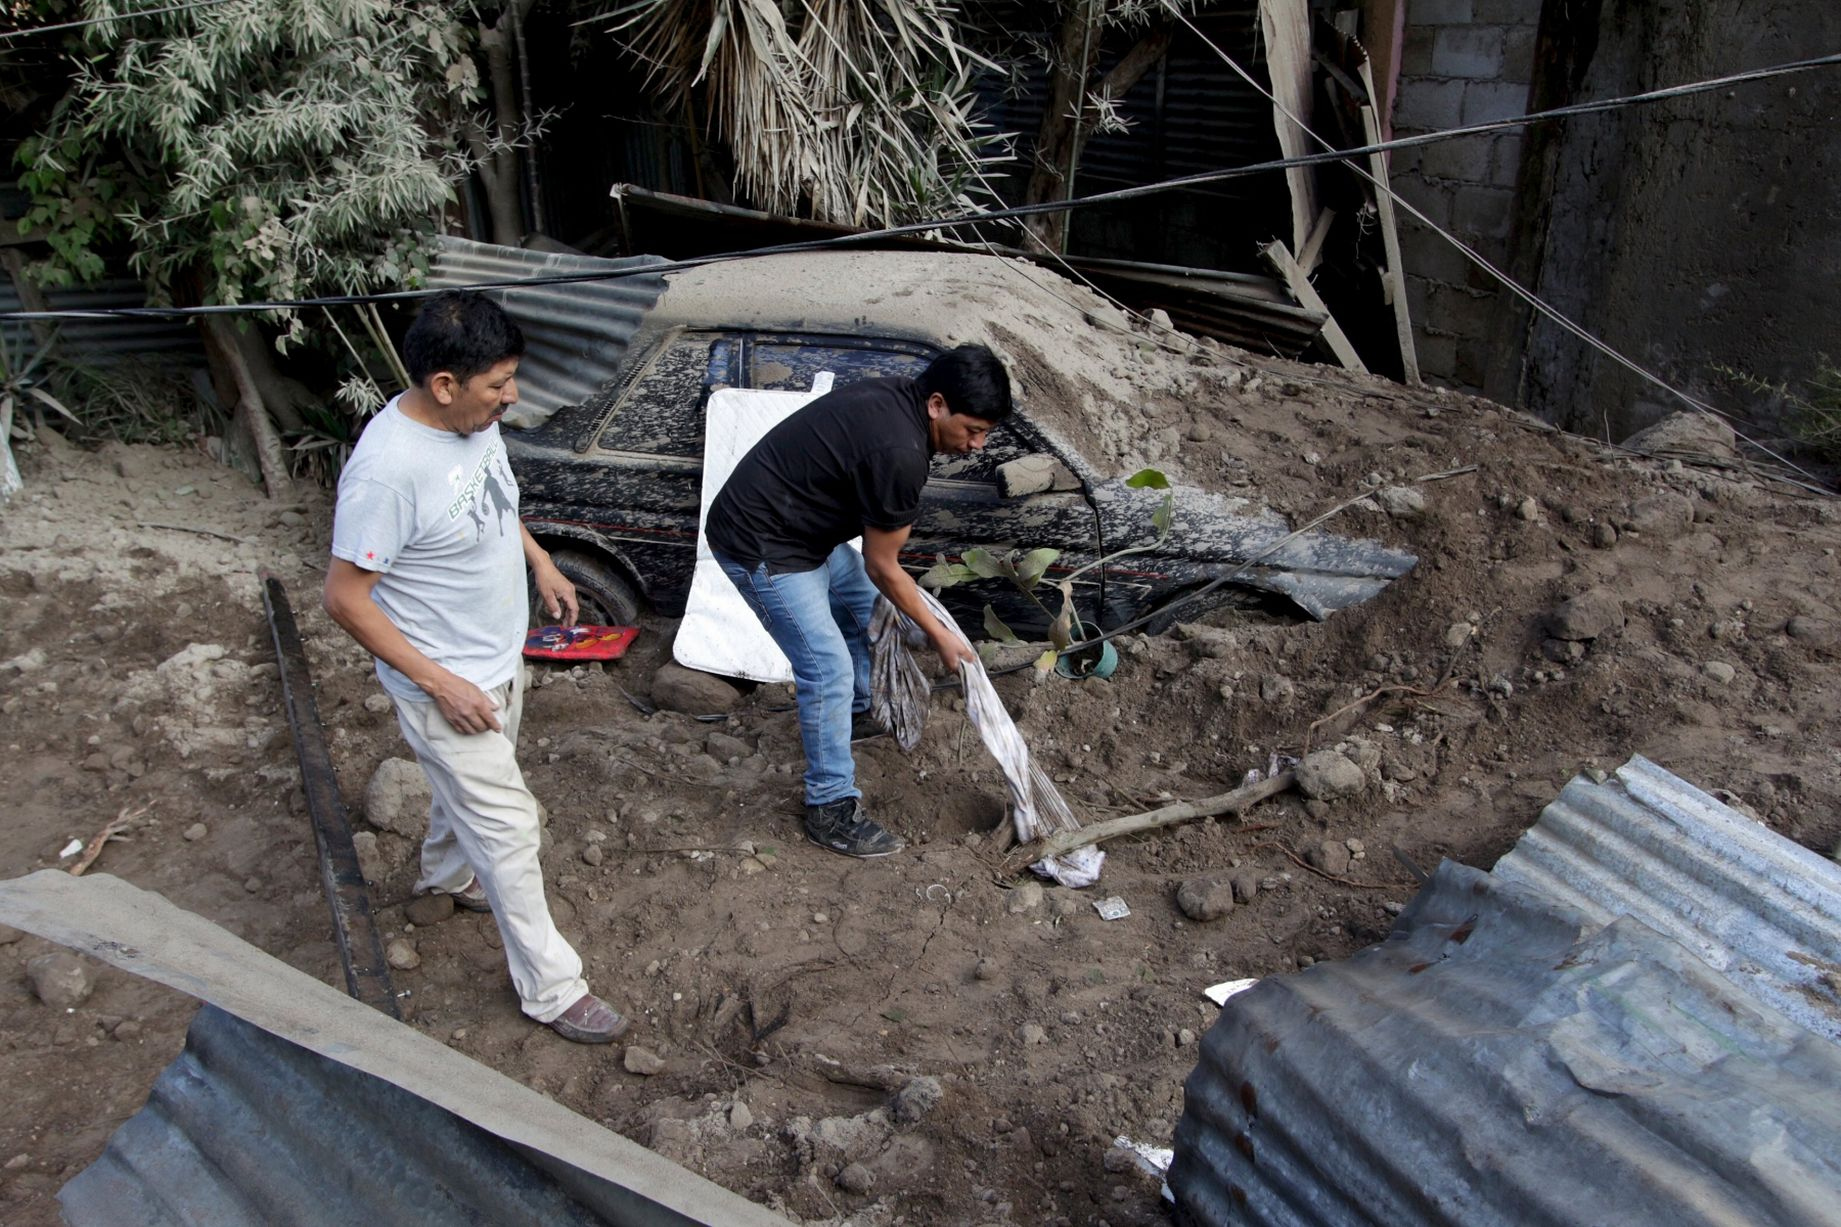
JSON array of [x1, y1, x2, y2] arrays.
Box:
[[592, 0, 1009, 226]]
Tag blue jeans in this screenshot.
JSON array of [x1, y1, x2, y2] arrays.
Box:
[[713, 545, 879, 807]]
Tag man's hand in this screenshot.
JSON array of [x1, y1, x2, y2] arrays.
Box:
[[931, 628, 978, 675], [530, 556, 579, 626], [425, 669, 504, 734]]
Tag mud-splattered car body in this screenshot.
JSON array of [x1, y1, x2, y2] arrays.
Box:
[[508, 252, 1415, 631]]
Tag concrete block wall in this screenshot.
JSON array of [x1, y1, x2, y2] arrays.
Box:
[[1385, 0, 1540, 389]]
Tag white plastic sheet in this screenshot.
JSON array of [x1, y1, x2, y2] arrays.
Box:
[[674, 385, 862, 683]]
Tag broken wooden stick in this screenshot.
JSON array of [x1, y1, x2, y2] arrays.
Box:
[[68, 804, 149, 877], [1006, 771, 1295, 869]]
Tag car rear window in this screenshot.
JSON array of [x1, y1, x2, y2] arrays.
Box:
[[749, 340, 931, 392]]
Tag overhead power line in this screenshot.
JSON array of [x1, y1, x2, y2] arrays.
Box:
[[1, 50, 1837, 321], [0, 0, 235, 42], [1158, 2, 1828, 491]]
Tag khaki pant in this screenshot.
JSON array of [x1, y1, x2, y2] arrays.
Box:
[[393, 671, 587, 1022]]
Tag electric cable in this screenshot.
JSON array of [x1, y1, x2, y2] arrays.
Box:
[[3, 51, 1837, 322], [1161, 1, 1829, 489], [0, 0, 236, 42]]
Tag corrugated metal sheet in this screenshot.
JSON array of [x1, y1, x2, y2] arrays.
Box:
[[427, 238, 668, 426], [0, 278, 202, 366], [0, 871, 793, 1227], [63, 1006, 640, 1225], [1168, 755, 1841, 1227], [1493, 755, 1841, 1043]]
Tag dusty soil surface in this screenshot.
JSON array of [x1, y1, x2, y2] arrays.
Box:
[[3, 362, 1840, 1226]]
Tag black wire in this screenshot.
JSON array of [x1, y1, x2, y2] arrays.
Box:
[[4, 50, 1837, 323], [0, 0, 235, 42]]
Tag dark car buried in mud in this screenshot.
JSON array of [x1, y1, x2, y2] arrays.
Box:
[[502, 251, 1416, 636]]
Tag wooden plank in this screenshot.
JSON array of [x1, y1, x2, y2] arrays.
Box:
[[1260, 239, 1369, 374], [1359, 92, 1422, 384], [1257, 0, 1320, 255], [1298, 207, 1336, 274]]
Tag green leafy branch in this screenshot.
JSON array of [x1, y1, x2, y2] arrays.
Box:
[[919, 468, 1173, 670]]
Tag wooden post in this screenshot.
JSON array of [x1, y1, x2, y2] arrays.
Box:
[[1360, 95, 1422, 385], [1261, 240, 1368, 374]]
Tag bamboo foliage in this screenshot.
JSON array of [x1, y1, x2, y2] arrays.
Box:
[[22, 0, 484, 322], [595, 0, 1009, 226]]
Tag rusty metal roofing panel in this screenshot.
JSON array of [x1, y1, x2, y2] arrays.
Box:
[[0, 871, 793, 1227], [1167, 756, 1841, 1227], [427, 238, 668, 426]]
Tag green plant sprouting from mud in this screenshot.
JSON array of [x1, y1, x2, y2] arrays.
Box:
[[920, 467, 1172, 670]]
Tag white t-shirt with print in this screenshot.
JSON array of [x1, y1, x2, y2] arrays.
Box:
[[330, 396, 526, 700]]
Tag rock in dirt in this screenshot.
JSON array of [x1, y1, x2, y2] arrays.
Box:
[[729, 1100, 755, 1130], [385, 939, 421, 970], [624, 1046, 667, 1076], [705, 731, 751, 761], [1624, 491, 1695, 540], [891, 1075, 944, 1124], [1592, 522, 1618, 549], [1702, 660, 1737, 685], [351, 831, 384, 884], [363, 692, 392, 714], [1622, 413, 1737, 461], [26, 952, 92, 1009], [1375, 485, 1426, 520], [365, 758, 432, 835], [651, 664, 741, 715], [404, 894, 455, 926], [836, 1163, 875, 1194], [1295, 750, 1365, 801], [1018, 1023, 1048, 1046], [1786, 616, 1837, 649], [182, 822, 208, 842], [1230, 871, 1260, 904], [1308, 841, 1353, 877], [1006, 881, 1044, 914], [1259, 674, 1295, 704], [2, 648, 47, 675], [581, 843, 606, 866], [1175, 877, 1235, 922], [1181, 626, 1239, 659], [1545, 588, 1624, 641]]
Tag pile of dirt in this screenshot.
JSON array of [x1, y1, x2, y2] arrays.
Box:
[[2, 362, 1839, 1224]]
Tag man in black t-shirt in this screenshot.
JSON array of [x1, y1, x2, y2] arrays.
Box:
[[706, 344, 1014, 857]]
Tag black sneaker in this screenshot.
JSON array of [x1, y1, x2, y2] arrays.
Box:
[[803, 797, 905, 858], [849, 711, 889, 743]]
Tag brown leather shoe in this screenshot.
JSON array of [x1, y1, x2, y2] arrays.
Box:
[[548, 993, 630, 1044]]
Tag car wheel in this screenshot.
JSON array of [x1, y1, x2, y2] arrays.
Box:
[[535, 549, 641, 627]]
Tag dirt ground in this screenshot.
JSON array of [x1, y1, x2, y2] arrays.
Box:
[[3, 358, 1840, 1226]]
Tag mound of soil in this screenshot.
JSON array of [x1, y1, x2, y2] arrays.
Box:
[[3, 362, 1838, 1225]]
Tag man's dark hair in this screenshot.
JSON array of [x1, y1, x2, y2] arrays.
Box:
[[402, 290, 526, 386], [920, 344, 1014, 422]]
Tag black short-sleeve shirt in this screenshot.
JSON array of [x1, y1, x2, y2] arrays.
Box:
[[705, 377, 930, 573]]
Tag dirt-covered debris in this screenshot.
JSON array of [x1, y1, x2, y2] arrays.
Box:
[[3, 359, 1840, 1223]]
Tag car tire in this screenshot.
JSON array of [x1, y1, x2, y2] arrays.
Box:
[[536, 549, 641, 627]]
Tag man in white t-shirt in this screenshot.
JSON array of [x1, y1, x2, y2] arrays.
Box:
[[323, 290, 628, 1044]]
